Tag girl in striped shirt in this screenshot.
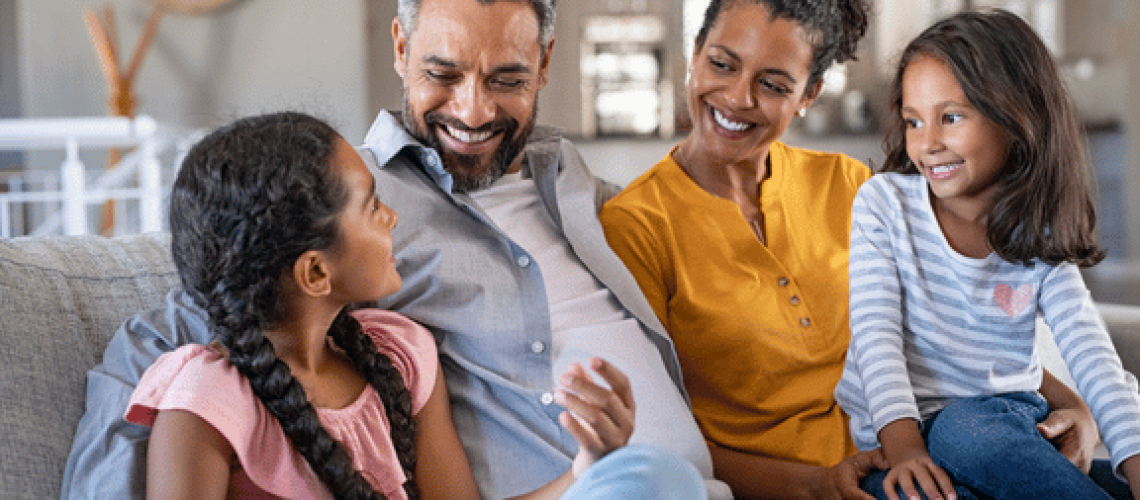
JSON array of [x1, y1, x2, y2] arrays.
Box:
[[835, 10, 1140, 500]]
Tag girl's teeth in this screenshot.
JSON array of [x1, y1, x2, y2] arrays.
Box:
[[931, 163, 962, 174], [713, 108, 752, 132], [446, 126, 493, 143]]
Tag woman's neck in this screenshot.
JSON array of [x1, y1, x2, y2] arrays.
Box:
[[673, 138, 770, 202]]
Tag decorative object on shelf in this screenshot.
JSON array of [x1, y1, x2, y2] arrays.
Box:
[[82, 0, 243, 234]]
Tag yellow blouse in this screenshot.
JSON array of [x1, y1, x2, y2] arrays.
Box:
[[601, 141, 870, 467]]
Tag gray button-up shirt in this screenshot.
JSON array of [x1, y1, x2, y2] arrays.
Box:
[[360, 111, 692, 498]]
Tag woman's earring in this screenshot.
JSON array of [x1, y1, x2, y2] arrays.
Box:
[[797, 108, 807, 118]]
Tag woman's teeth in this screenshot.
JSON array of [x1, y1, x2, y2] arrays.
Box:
[[445, 125, 493, 144], [713, 108, 753, 132]]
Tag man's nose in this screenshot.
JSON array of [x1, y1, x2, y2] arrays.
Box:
[[451, 78, 495, 129]]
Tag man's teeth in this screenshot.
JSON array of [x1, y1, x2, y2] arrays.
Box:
[[445, 126, 493, 143], [930, 163, 962, 174], [713, 108, 753, 132]]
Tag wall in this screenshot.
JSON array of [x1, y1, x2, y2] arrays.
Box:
[[16, 0, 371, 142], [1, 0, 23, 169]]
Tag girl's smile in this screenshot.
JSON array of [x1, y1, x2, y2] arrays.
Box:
[[902, 54, 1010, 215]]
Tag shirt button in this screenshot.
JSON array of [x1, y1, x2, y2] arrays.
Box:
[[789, 295, 801, 306], [517, 255, 531, 267], [530, 341, 546, 353], [541, 392, 555, 405], [778, 277, 790, 287], [800, 317, 812, 327]]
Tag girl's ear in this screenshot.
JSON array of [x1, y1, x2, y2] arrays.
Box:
[[292, 250, 332, 298]]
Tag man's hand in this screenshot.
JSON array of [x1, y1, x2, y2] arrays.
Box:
[[1037, 406, 1097, 473], [554, 357, 636, 478]]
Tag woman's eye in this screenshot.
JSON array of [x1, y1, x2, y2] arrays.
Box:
[[942, 113, 963, 125], [903, 117, 922, 129], [759, 79, 791, 95]]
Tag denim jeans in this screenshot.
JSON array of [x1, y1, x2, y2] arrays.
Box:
[[861, 392, 1124, 500], [561, 444, 708, 499]]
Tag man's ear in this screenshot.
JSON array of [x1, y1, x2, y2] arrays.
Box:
[[392, 17, 409, 79], [292, 251, 332, 298], [537, 37, 555, 90]]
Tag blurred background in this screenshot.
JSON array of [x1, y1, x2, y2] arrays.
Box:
[[2, 0, 1137, 303]]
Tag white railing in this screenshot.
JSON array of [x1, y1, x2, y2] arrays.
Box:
[[0, 115, 197, 237]]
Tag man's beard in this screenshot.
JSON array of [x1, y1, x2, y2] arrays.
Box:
[[401, 96, 535, 193]]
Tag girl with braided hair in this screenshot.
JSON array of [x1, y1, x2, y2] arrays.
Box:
[[124, 111, 479, 499]]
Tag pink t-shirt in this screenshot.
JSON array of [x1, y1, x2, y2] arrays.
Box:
[[125, 309, 437, 499]]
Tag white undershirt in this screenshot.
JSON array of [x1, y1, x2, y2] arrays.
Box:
[[469, 171, 717, 485]]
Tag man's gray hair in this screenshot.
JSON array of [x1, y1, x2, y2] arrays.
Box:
[[397, 0, 557, 48]]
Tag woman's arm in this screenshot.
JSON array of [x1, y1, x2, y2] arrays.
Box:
[[414, 364, 480, 500], [146, 409, 233, 500], [709, 442, 885, 499], [1035, 368, 1097, 473]]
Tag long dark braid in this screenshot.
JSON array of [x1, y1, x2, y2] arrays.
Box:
[[168, 111, 417, 499]]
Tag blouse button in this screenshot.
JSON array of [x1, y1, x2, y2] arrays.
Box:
[[517, 255, 531, 268], [778, 277, 790, 287], [789, 296, 801, 306], [541, 392, 555, 405], [800, 317, 812, 327], [530, 341, 547, 353]]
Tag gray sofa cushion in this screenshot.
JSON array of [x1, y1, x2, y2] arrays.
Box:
[[0, 233, 177, 500]]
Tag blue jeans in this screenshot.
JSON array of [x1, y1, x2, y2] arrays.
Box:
[[862, 392, 1124, 500], [561, 444, 708, 499]]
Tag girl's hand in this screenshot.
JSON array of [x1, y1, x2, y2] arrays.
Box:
[[1118, 454, 1140, 500], [881, 452, 956, 500], [555, 357, 635, 478]]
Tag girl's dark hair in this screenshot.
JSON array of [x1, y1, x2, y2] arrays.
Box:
[[693, 0, 869, 89], [169, 111, 418, 499], [881, 9, 1105, 267]]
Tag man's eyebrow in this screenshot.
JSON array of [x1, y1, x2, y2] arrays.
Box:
[[492, 63, 532, 74], [421, 55, 532, 75], [422, 55, 458, 68]]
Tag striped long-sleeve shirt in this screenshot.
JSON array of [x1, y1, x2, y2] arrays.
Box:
[[834, 172, 1140, 472]]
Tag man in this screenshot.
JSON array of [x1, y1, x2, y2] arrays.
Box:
[[62, 0, 729, 498]]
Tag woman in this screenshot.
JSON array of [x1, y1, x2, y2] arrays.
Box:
[[600, 1, 1099, 498]]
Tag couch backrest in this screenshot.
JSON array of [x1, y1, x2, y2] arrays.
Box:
[[0, 233, 177, 499]]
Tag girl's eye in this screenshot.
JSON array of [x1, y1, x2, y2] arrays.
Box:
[[903, 117, 922, 129], [942, 113, 963, 125]]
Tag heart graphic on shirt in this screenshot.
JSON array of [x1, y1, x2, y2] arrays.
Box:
[[994, 284, 1033, 316]]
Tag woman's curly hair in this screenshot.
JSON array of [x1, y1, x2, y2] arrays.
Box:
[[168, 111, 418, 499], [694, 0, 870, 89]]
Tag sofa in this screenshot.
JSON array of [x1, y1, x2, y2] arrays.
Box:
[[2, 232, 1139, 499]]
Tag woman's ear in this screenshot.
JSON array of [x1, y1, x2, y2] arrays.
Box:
[[800, 79, 824, 111], [292, 251, 332, 298]]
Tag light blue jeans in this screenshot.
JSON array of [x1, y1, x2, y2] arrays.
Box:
[[862, 392, 1124, 500], [561, 444, 708, 500]]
